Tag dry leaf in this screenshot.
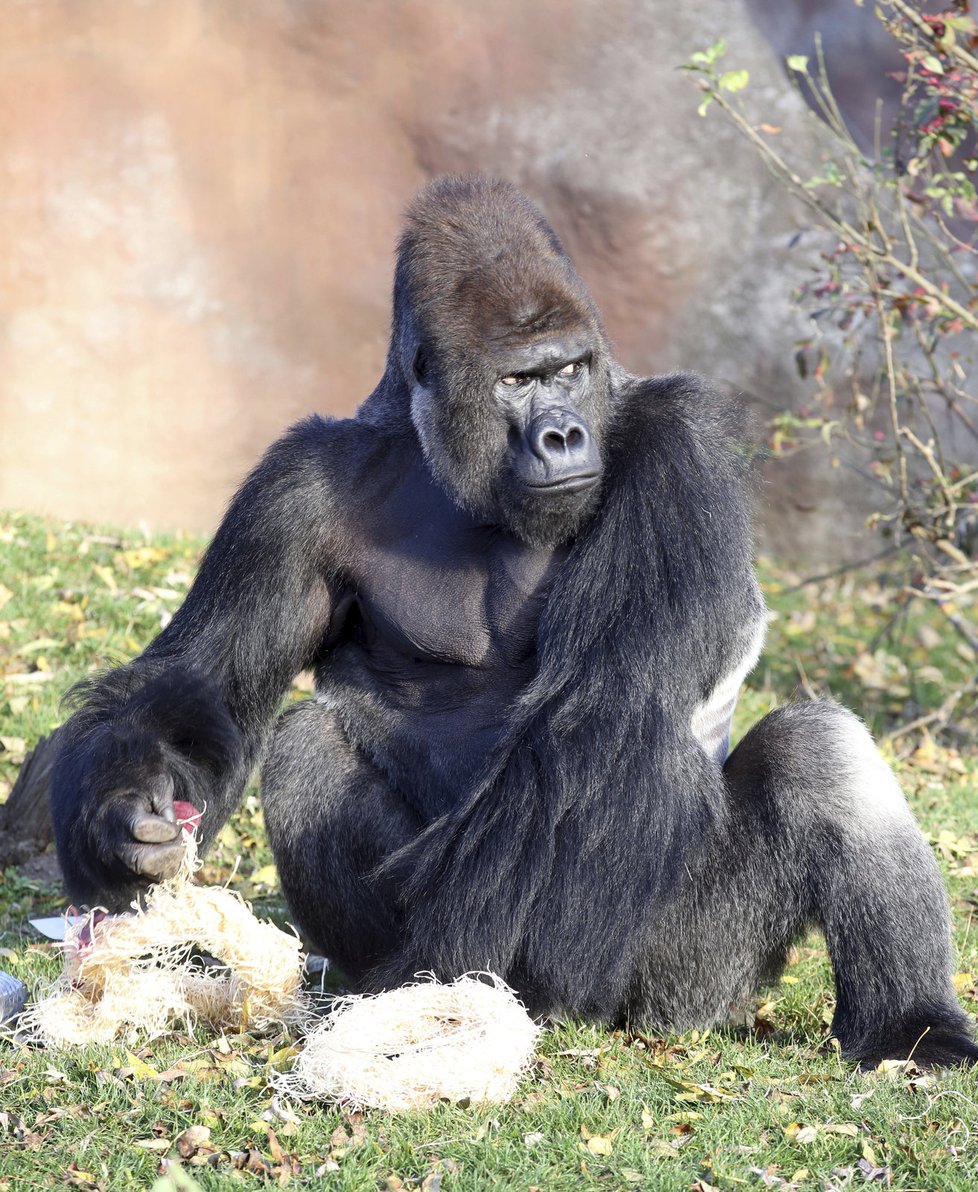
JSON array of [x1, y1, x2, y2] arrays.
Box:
[[580, 1124, 618, 1155]]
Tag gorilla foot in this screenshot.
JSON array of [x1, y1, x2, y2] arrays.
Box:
[[840, 1006, 978, 1069]]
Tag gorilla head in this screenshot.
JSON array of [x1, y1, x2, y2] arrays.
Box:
[[389, 176, 613, 547]]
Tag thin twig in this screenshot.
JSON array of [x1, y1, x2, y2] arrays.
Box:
[[781, 543, 903, 592], [898, 426, 957, 529], [885, 683, 972, 740]]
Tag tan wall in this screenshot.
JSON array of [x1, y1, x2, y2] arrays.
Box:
[[1, 0, 846, 553]]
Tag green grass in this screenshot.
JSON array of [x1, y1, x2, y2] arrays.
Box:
[[1, 509, 977, 1191]]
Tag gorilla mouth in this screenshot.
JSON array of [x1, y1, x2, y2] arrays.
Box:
[[524, 474, 601, 494]]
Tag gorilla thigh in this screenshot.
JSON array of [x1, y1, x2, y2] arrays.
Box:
[[632, 701, 975, 1066], [261, 700, 421, 984]]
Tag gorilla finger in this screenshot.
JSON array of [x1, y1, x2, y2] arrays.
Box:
[[131, 812, 181, 844], [149, 776, 176, 822], [117, 839, 187, 880]]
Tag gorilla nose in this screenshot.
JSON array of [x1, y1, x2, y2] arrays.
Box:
[[530, 415, 588, 459], [529, 410, 593, 462], [521, 410, 601, 490]]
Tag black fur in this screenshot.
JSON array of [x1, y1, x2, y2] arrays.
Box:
[[369, 375, 758, 1018], [50, 175, 977, 1066]]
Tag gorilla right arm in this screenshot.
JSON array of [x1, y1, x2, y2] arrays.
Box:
[[50, 417, 345, 909]]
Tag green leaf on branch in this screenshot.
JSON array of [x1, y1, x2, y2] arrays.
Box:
[[697, 94, 714, 118], [718, 69, 749, 93], [802, 160, 844, 189], [692, 39, 726, 66], [787, 55, 809, 72]]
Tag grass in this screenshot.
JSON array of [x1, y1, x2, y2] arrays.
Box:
[[1, 507, 977, 1191]]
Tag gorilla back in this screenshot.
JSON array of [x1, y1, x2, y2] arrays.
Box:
[[51, 175, 977, 1067]]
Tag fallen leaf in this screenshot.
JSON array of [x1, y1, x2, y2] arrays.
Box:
[[156, 1065, 192, 1082], [580, 1124, 618, 1155], [875, 1058, 916, 1078], [92, 564, 117, 594], [646, 1139, 681, 1159], [857, 1157, 892, 1183], [123, 1051, 160, 1080], [175, 1125, 212, 1160], [63, 1165, 104, 1191]]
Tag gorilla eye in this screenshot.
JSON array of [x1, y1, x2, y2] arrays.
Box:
[[500, 374, 521, 386], [559, 362, 580, 377]]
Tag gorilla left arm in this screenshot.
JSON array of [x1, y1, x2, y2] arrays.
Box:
[[371, 373, 767, 1019], [50, 417, 346, 908]]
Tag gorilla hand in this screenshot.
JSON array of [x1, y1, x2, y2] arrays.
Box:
[[51, 666, 244, 910], [53, 742, 188, 909], [103, 769, 187, 882]]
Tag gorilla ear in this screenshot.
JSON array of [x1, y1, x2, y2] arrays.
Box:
[[412, 344, 430, 387]]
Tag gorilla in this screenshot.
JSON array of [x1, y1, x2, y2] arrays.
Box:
[[51, 175, 977, 1067]]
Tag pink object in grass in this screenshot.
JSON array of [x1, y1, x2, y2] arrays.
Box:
[[173, 801, 202, 835], [76, 910, 108, 956]]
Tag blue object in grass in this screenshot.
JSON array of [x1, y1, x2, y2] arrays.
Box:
[[0, 969, 27, 1023]]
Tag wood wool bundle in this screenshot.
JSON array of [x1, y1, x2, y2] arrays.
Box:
[[275, 974, 541, 1111], [22, 834, 306, 1047], [22, 824, 539, 1110]]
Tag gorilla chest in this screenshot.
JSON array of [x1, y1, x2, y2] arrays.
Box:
[[353, 528, 559, 672]]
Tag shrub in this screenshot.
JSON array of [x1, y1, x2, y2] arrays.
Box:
[[687, 1, 978, 729]]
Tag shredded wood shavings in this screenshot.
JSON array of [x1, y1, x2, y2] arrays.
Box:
[[22, 835, 305, 1047], [22, 831, 538, 1111], [274, 973, 540, 1111]]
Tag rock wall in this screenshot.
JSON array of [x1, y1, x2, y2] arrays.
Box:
[[0, 0, 876, 558]]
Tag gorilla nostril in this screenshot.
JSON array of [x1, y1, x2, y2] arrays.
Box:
[[566, 427, 584, 449], [543, 430, 565, 452]]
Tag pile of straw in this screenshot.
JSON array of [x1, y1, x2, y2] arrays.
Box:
[[275, 974, 540, 1110], [22, 839, 305, 1047], [22, 832, 539, 1110]]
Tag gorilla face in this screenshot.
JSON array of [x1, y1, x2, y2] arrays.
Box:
[[489, 337, 604, 545], [409, 333, 606, 547], [393, 177, 614, 548]]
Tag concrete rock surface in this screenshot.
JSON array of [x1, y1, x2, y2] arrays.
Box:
[[0, 0, 889, 559]]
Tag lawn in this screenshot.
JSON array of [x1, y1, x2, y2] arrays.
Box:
[[1, 508, 977, 1191]]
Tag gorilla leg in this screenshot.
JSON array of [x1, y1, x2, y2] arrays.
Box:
[[261, 700, 422, 984], [632, 702, 977, 1066], [758, 703, 978, 1066]]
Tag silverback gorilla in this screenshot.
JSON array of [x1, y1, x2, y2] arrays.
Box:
[[51, 176, 977, 1066]]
